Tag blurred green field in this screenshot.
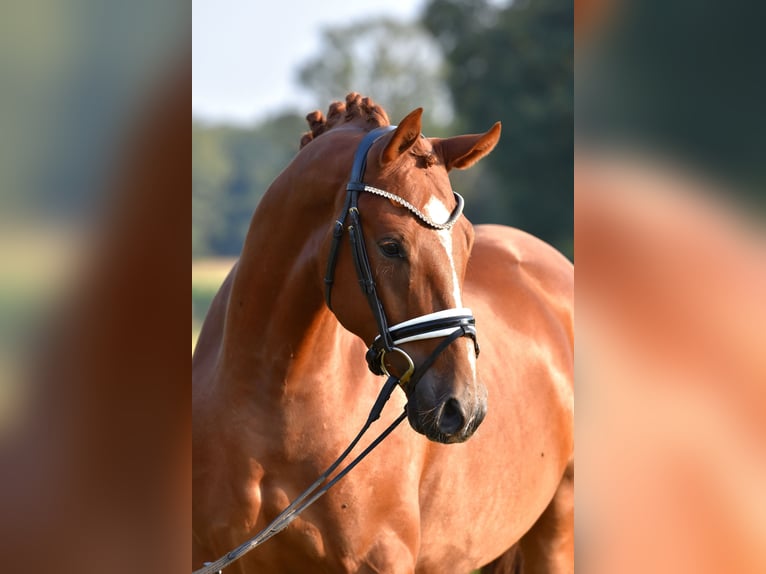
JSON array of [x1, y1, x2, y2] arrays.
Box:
[[192, 257, 236, 351], [0, 225, 82, 428]]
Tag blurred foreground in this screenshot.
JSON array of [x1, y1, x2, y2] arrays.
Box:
[[1, 1, 764, 573], [0, 2, 189, 573], [576, 1, 766, 572], [576, 152, 766, 573]]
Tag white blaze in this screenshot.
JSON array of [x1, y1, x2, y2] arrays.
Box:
[[424, 196, 478, 379], [423, 197, 478, 378], [424, 196, 462, 307]]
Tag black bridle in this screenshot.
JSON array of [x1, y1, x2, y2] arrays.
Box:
[[193, 126, 480, 574], [324, 125, 479, 390]]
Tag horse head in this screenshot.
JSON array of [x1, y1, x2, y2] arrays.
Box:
[[318, 100, 501, 443]]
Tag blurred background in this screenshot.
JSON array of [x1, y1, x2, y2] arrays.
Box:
[[0, 2, 189, 573], [0, 0, 762, 573], [576, 1, 766, 572], [0, 0, 186, 425], [192, 0, 573, 347]]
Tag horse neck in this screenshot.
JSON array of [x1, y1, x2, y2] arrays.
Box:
[[218, 160, 345, 397]]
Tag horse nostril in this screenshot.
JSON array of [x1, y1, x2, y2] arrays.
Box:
[[438, 397, 466, 436]]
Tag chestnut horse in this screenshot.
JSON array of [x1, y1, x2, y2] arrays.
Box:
[[193, 94, 573, 573]]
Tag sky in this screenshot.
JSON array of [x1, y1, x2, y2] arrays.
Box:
[[192, 0, 424, 125]]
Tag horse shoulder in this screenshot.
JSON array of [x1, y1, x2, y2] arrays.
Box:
[[468, 224, 574, 350], [193, 262, 269, 557], [466, 223, 574, 470]]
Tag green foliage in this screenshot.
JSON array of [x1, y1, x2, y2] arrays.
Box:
[[192, 113, 306, 257], [423, 0, 573, 259], [298, 18, 453, 134], [579, 1, 766, 204], [193, 5, 573, 260], [193, 18, 458, 259]]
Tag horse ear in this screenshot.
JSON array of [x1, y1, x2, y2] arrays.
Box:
[[381, 108, 423, 165], [438, 122, 502, 171]]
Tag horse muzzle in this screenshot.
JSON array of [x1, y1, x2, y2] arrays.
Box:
[[406, 377, 487, 444]]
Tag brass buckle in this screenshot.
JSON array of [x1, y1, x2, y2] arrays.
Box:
[[380, 347, 415, 386]]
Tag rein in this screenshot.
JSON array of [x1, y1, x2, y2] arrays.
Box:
[[193, 377, 406, 574], [194, 126, 479, 574]]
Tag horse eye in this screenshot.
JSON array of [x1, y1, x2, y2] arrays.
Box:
[[379, 241, 404, 258]]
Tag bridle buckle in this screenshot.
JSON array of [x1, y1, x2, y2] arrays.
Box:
[[379, 347, 415, 387]]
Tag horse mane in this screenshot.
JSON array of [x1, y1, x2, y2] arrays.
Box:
[[300, 92, 390, 149]]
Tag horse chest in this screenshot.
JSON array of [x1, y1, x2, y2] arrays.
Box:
[[239, 481, 416, 572]]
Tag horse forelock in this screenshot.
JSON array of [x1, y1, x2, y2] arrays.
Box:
[[296, 92, 451, 222], [300, 92, 391, 149]]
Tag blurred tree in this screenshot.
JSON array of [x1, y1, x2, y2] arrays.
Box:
[[423, 0, 573, 258], [577, 1, 766, 206], [192, 113, 305, 257], [297, 18, 453, 134], [193, 5, 573, 259], [192, 123, 230, 257]]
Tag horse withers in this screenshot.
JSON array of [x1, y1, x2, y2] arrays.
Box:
[[193, 93, 573, 573]]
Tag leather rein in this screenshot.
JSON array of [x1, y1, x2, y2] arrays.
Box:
[[193, 126, 479, 574]]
